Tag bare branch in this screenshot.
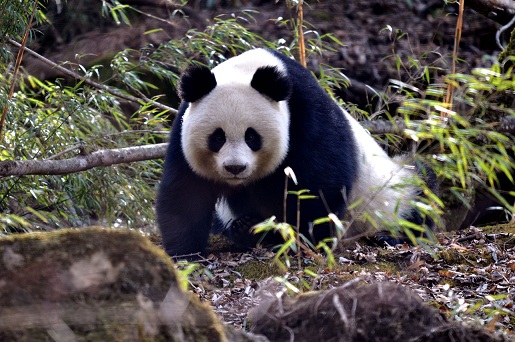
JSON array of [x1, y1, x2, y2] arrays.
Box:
[[467, 0, 515, 25], [0, 143, 168, 177], [6, 38, 178, 117], [360, 119, 406, 135]]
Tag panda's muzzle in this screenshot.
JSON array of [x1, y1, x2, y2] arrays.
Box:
[[224, 164, 247, 176]]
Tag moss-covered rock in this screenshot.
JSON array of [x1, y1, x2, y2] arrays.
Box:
[[0, 227, 267, 342]]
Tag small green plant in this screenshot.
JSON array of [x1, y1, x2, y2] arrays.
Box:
[[400, 63, 515, 221], [253, 168, 322, 277], [174, 260, 200, 292]]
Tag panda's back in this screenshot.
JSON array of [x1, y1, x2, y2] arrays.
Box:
[[265, 49, 360, 194]]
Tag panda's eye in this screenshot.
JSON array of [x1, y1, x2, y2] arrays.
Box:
[[208, 128, 226, 152], [245, 128, 262, 151]]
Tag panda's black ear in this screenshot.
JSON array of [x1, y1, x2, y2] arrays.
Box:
[[179, 65, 217, 103], [251, 66, 292, 102]]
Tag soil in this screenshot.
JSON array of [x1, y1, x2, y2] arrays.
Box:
[[181, 224, 515, 339]]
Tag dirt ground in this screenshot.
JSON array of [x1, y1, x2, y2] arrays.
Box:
[[180, 224, 515, 339]]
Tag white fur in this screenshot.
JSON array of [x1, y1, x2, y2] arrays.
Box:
[[215, 197, 236, 226], [181, 50, 290, 186], [344, 109, 417, 233], [213, 49, 288, 85]]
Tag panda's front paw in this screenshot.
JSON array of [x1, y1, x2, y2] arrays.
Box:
[[369, 232, 411, 247], [226, 215, 263, 249]]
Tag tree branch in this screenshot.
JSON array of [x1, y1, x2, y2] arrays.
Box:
[[467, 0, 515, 25], [0, 143, 168, 177], [6, 38, 178, 117]]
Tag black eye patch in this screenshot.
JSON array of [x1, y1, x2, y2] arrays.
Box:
[[245, 128, 262, 151], [208, 128, 226, 152]]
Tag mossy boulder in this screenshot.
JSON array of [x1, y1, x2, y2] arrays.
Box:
[[0, 227, 266, 342]]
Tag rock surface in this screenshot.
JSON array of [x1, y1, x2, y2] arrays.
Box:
[[0, 228, 264, 341]]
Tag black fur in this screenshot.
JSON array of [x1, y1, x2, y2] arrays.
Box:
[[245, 128, 262, 151], [251, 66, 292, 102], [179, 65, 217, 103], [207, 128, 226, 153]]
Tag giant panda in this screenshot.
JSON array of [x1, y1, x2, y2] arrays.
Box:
[[156, 48, 434, 257]]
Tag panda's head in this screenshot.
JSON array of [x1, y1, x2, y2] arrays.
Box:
[[179, 49, 292, 186]]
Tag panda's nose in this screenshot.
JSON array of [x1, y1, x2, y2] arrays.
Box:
[[225, 164, 247, 175]]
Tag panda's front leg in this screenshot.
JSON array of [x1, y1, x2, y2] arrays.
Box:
[[156, 168, 219, 258]]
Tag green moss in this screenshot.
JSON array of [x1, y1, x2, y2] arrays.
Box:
[[235, 259, 285, 279], [498, 27, 515, 65], [437, 248, 489, 266], [206, 234, 235, 254], [345, 260, 401, 274], [0, 227, 174, 270], [480, 222, 515, 235]]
